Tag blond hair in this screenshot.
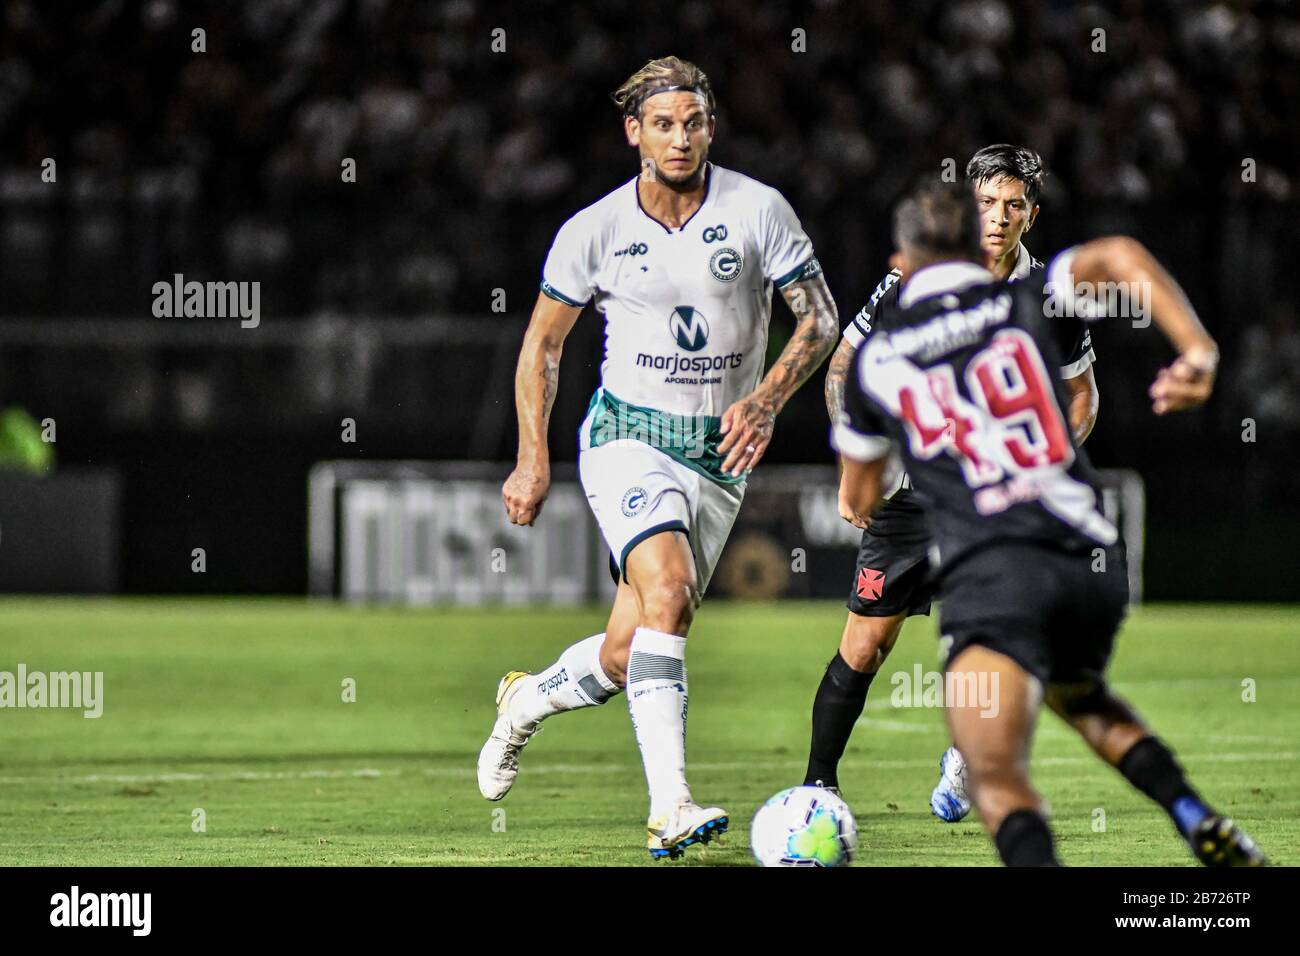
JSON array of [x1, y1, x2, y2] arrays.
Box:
[[611, 56, 715, 119]]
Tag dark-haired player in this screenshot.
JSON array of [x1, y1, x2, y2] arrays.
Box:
[[833, 181, 1265, 866], [806, 145, 1096, 821]]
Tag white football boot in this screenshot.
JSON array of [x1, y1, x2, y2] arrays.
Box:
[[476, 671, 536, 801], [929, 745, 972, 822], [646, 801, 729, 860]]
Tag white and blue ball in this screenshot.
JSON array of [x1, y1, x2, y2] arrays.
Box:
[[750, 786, 857, 867]]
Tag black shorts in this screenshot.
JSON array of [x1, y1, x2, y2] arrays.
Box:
[[938, 540, 1129, 687], [846, 493, 935, 618]]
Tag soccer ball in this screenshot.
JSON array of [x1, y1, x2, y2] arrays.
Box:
[[750, 786, 857, 867]]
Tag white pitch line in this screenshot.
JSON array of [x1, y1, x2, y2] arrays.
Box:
[[0, 752, 1293, 787], [0, 767, 398, 785], [855, 715, 1078, 741], [856, 717, 938, 734]]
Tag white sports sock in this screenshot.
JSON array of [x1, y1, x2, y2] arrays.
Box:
[[509, 633, 620, 728], [626, 627, 691, 818]]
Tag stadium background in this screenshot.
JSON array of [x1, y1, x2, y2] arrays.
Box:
[[1, 0, 1297, 600]]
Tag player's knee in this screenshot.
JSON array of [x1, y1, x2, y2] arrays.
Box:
[[1046, 679, 1111, 718], [840, 614, 902, 673], [840, 621, 882, 672], [637, 577, 698, 633]]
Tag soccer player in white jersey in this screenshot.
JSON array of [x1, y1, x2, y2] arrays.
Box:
[[476, 56, 839, 859]]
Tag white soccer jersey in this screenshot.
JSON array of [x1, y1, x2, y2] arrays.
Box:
[[541, 163, 819, 483]]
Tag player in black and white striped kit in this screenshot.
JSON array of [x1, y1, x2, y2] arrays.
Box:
[[804, 146, 1098, 821], [832, 179, 1264, 866]]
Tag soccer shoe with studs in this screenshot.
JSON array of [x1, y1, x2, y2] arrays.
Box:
[[476, 671, 535, 801], [646, 802, 729, 860], [1189, 815, 1267, 867], [930, 745, 972, 823]]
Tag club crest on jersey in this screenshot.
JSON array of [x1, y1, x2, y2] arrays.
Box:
[[621, 486, 649, 517], [709, 247, 743, 282], [669, 306, 710, 351]]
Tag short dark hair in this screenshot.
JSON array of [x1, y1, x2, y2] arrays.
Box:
[[893, 180, 983, 265], [965, 144, 1045, 206]]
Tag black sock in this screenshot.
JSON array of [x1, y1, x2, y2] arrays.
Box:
[[803, 653, 874, 788], [1117, 736, 1212, 836], [994, 809, 1060, 866]]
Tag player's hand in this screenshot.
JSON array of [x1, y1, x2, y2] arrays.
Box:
[[1149, 346, 1217, 415], [503, 465, 550, 526], [838, 482, 870, 530], [718, 392, 778, 477]]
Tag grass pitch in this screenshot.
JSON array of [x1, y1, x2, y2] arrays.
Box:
[[0, 599, 1295, 866]]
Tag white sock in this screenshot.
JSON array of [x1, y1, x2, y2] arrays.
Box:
[[509, 633, 620, 729], [626, 627, 691, 818]]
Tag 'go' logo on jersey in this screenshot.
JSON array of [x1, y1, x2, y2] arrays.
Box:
[[669, 306, 710, 351]]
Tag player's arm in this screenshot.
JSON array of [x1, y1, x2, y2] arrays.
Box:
[[824, 335, 857, 425], [830, 349, 896, 522], [1063, 365, 1098, 443], [718, 272, 839, 475], [1060, 237, 1218, 413], [832, 414, 892, 521], [839, 456, 888, 520], [827, 272, 900, 520], [502, 292, 583, 526], [822, 335, 873, 525], [827, 272, 899, 423]]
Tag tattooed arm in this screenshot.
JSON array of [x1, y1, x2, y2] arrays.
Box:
[[503, 292, 583, 525], [822, 334, 876, 528], [828, 268, 898, 440], [718, 273, 840, 476], [824, 334, 857, 425]]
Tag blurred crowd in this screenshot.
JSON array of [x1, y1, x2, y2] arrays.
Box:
[[2, 0, 1297, 318], [0, 0, 1295, 597], [0, 0, 1297, 473]]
